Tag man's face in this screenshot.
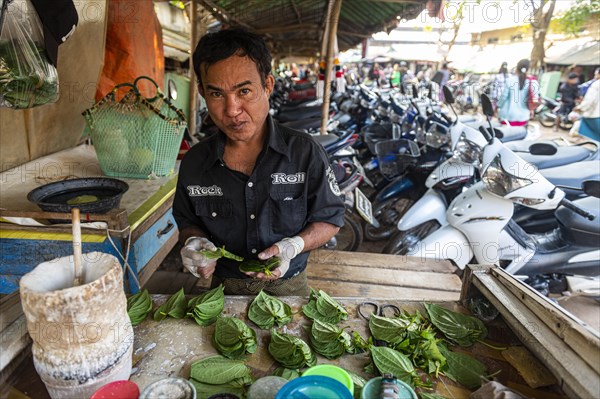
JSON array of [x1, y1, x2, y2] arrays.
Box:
[[199, 55, 274, 143]]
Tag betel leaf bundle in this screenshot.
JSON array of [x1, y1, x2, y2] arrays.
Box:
[[268, 329, 317, 369], [189, 355, 253, 397], [438, 343, 486, 389], [424, 303, 488, 347], [248, 290, 292, 329], [153, 288, 187, 321], [127, 289, 153, 326], [187, 284, 225, 326], [308, 319, 355, 359], [199, 246, 244, 262], [302, 288, 348, 324], [272, 367, 301, 380], [212, 316, 257, 359], [239, 257, 280, 276], [370, 346, 420, 388]]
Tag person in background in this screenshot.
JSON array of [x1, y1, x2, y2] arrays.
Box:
[[555, 72, 581, 131], [390, 63, 401, 88], [491, 62, 509, 110], [174, 28, 345, 296], [497, 59, 538, 126], [572, 67, 600, 141]]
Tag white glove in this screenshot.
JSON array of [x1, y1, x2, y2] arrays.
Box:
[[259, 236, 304, 278], [180, 237, 218, 278]]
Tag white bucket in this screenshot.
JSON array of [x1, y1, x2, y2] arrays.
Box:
[[19, 252, 133, 399]]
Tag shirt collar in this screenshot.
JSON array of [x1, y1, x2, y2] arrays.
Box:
[[266, 114, 291, 160]]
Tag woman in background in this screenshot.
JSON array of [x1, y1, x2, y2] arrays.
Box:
[[497, 59, 538, 126]]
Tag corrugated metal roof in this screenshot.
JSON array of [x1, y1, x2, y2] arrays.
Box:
[[196, 0, 432, 56]]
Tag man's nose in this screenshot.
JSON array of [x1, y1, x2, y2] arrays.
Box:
[[224, 93, 241, 116]]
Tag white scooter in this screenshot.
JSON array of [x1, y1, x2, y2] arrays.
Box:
[[407, 93, 599, 293]]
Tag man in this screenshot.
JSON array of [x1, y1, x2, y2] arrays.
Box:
[[555, 72, 581, 131], [172, 28, 345, 296]]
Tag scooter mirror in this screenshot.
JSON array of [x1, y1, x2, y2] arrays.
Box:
[[412, 84, 419, 99], [582, 180, 600, 198], [442, 85, 454, 104], [481, 93, 494, 117]]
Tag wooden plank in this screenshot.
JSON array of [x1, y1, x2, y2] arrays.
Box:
[[0, 293, 23, 329], [307, 263, 462, 292], [308, 250, 456, 273], [137, 232, 179, 290], [0, 208, 128, 232], [308, 278, 460, 301], [0, 315, 30, 372], [470, 269, 599, 399], [490, 268, 600, 375]]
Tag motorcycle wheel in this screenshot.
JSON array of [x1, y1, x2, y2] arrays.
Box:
[[382, 220, 440, 255], [364, 197, 414, 241], [538, 110, 556, 128], [559, 118, 574, 131], [332, 213, 363, 251]]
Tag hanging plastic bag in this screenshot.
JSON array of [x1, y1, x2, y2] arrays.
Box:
[[0, 0, 59, 109]]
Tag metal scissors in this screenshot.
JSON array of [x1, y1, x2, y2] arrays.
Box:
[[357, 301, 402, 320]]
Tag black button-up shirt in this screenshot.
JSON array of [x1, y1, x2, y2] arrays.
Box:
[[173, 115, 345, 279]]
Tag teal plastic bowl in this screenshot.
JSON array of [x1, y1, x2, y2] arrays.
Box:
[[302, 364, 354, 394], [360, 377, 417, 399], [275, 376, 353, 399]]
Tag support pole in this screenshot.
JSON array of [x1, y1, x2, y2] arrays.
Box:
[[320, 0, 343, 135], [189, 0, 198, 138]]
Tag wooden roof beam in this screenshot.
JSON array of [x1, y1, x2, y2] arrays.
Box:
[[255, 23, 320, 35], [197, 0, 254, 30]]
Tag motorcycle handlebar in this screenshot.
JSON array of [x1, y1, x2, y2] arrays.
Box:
[[560, 198, 596, 221]]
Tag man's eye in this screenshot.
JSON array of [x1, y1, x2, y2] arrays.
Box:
[[239, 88, 251, 96], [209, 91, 223, 98]]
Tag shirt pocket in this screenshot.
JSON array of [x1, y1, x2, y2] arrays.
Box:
[[268, 190, 307, 236], [194, 198, 233, 220]]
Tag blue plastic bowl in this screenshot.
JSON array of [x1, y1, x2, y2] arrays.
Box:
[[275, 376, 353, 399]]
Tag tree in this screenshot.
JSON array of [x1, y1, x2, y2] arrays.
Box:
[[437, 1, 481, 63], [527, 0, 557, 72], [554, 0, 600, 37]]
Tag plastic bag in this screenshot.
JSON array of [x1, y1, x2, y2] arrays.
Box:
[[0, 0, 59, 109]]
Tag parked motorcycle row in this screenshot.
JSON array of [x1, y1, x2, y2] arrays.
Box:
[[270, 77, 600, 297]]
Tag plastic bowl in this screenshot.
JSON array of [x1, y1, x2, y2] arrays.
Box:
[[360, 377, 418, 399], [275, 376, 353, 399], [90, 380, 139, 399], [302, 364, 354, 394], [139, 377, 196, 399]]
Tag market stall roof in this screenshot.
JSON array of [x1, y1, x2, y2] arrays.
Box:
[[545, 39, 600, 66], [195, 0, 435, 57]]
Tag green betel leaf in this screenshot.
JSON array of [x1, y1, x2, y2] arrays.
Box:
[[189, 355, 251, 385], [302, 289, 348, 324], [369, 314, 410, 345], [187, 284, 225, 326], [273, 367, 301, 380], [371, 346, 418, 387], [424, 303, 487, 347], [153, 288, 187, 321], [213, 316, 257, 359], [188, 379, 246, 399], [222, 247, 244, 262], [346, 370, 367, 399], [239, 258, 280, 276], [248, 291, 292, 329], [127, 289, 153, 326], [438, 344, 486, 390], [269, 330, 316, 369], [419, 393, 448, 399]]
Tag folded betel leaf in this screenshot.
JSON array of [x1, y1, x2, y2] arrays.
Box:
[[212, 316, 257, 359], [370, 346, 419, 388], [189, 355, 252, 385], [269, 330, 316, 370], [239, 258, 280, 276], [424, 303, 487, 347], [187, 284, 225, 326], [302, 288, 348, 324], [127, 289, 153, 326], [248, 290, 292, 329], [153, 288, 187, 321]]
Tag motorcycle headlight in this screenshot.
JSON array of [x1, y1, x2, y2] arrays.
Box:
[[482, 154, 533, 197], [453, 132, 482, 167], [426, 130, 448, 149], [513, 197, 546, 206]]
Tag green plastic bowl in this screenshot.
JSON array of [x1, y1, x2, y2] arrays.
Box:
[[302, 364, 354, 394], [360, 377, 417, 399]]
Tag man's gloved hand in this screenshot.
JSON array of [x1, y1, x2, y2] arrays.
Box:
[[180, 237, 218, 279], [255, 236, 305, 280]]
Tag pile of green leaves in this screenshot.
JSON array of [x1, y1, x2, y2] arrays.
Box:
[[272, 367, 301, 380], [199, 246, 244, 262], [239, 258, 280, 276], [189, 355, 252, 398], [153, 288, 187, 321], [424, 303, 488, 347], [127, 289, 153, 326], [302, 288, 348, 324], [187, 284, 225, 326], [269, 329, 317, 369], [308, 319, 356, 359], [212, 316, 257, 359], [248, 290, 292, 329]]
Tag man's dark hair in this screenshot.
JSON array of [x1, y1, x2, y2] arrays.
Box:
[[192, 27, 272, 88]]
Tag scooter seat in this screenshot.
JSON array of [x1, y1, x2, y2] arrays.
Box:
[[520, 146, 592, 169], [277, 106, 323, 123], [281, 117, 321, 131], [314, 134, 339, 148], [492, 126, 528, 142], [555, 196, 600, 247], [506, 140, 556, 153], [541, 161, 600, 195]]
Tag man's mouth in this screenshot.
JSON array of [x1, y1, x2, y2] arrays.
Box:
[[228, 121, 247, 131]]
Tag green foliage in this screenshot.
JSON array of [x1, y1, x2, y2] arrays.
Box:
[[438, 344, 486, 389], [186, 284, 225, 326], [269, 329, 317, 369], [248, 290, 293, 329], [272, 367, 301, 380], [555, 0, 600, 37], [308, 319, 356, 359], [126, 289, 153, 326], [199, 246, 244, 262], [239, 257, 280, 276], [424, 303, 487, 347], [302, 288, 348, 324], [153, 288, 187, 321], [212, 316, 257, 359], [370, 346, 419, 387], [189, 355, 252, 396]]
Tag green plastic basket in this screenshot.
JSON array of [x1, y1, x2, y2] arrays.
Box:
[[83, 76, 187, 179]]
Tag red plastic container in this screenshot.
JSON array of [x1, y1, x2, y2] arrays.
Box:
[[90, 380, 140, 399]]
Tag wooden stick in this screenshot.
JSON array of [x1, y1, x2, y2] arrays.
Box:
[[72, 208, 83, 286]]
